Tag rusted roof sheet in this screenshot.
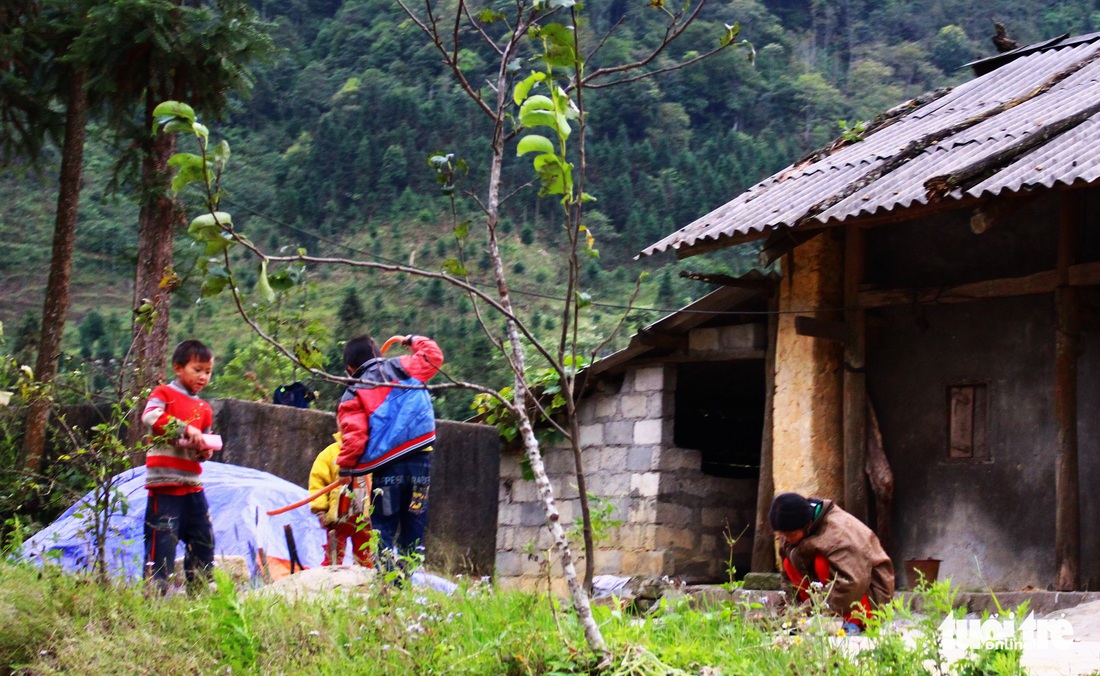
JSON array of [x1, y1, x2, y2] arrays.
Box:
[[640, 33, 1100, 259]]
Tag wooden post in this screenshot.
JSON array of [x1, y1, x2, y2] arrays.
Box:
[[1055, 191, 1082, 591], [751, 293, 779, 572], [843, 225, 869, 523]]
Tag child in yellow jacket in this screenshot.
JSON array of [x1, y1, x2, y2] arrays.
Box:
[[309, 433, 373, 566]]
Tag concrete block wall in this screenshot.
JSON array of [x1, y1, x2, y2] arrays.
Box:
[[495, 365, 757, 590], [212, 399, 500, 576]]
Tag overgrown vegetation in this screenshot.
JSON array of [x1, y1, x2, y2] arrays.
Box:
[[0, 561, 1034, 675]]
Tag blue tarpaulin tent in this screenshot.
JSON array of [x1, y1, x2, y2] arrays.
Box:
[[22, 462, 326, 581]]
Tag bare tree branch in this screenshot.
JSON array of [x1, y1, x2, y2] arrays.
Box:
[[500, 178, 538, 207], [461, 2, 505, 56], [584, 43, 737, 90], [396, 0, 495, 119], [583, 14, 626, 65], [578, 0, 707, 87]]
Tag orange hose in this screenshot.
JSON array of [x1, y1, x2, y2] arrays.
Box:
[[380, 335, 404, 356], [266, 480, 342, 516]]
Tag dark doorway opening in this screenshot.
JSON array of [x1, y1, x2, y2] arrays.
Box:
[[674, 360, 765, 478]]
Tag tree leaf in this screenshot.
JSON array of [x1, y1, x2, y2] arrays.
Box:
[[580, 224, 596, 250], [721, 22, 741, 47], [168, 152, 206, 169], [268, 270, 295, 291], [189, 211, 232, 228], [161, 119, 194, 134], [256, 260, 276, 303], [535, 23, 574, 51], [171, 163, 210, 194], [189, 212, 233, 238], [295, 341, 326, 370], [516, 135, 555, 156], [203, 235, 231, 256], [442, 258, 469, 276], [201, 275, 228, 297], [478, 9, 505, 23], [454, 220, 471, 241], [533, 24, 578, 68], [214, 140, 231, 166], [513, 71, 547, 105], [428, 153, 453, 169], [153, 101, 196, 122], [519, 94, 554, 114], [518, 109, 560, 133]]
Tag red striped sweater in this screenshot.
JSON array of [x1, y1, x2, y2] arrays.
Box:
[[142, 381, 213, 492]]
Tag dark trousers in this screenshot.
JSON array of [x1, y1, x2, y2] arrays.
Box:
[[371, 451, 430, 561], [144, 491, 215, 584]]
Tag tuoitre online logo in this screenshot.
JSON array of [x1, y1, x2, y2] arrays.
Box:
[[939, 613, 1073, 650]]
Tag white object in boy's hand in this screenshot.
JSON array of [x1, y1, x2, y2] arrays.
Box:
[[202, 434, 223, 451]]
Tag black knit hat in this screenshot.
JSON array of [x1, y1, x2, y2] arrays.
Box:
[[769, 493, 813, 532]]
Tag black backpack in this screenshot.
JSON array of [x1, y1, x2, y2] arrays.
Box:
[[273, 382, 316, 408]]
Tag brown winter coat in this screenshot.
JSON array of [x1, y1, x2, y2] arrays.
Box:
[[780, 499, 895, 616]]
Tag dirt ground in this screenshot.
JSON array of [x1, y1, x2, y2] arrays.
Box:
[[250, 565, 377, 600]]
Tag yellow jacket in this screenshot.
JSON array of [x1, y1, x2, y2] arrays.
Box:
[[308, 433, 371, 524]]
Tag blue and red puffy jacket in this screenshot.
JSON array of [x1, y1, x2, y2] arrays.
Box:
[[336, 336, 443, 476]]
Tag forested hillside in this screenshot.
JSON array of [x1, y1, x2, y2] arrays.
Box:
[[2, 0, 1096, 418]]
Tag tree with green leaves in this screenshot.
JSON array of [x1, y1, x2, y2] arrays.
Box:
[[155, 0, 750, 660], [67, 0, 273, 406], [3, 0, 95, 472]]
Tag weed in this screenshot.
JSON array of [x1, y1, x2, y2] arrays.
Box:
[[721, 523, 750, 590], [203, 568, 258, 671]]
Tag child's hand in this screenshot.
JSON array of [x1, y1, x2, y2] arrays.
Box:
[[316, 513, 330, 529], [196, 446, 214, 461], [182, 424, 205, 449]]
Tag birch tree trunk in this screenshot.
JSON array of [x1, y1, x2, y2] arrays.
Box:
[[481, 43, 607, 654]]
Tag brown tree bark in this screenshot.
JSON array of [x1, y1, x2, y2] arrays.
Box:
[[126, 92, 180, 445], [21, 68, 88, 472]]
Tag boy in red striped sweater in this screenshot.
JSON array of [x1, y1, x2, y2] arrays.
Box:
[[141, 339, 217, 591]]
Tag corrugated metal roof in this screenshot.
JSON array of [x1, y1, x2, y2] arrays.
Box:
[[640, 33, 1100, 259]]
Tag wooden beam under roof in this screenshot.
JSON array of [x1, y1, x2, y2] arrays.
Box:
[[857, 261, 1100, 308], [678, 271, 777, 288]]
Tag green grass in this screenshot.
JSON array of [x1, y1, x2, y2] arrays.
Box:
[[0, 561, 1030, 676]]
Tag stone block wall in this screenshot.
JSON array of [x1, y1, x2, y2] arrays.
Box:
[[495, 365, 757, 590]]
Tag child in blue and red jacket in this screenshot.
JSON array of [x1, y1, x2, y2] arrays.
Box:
[[335, 333, 443, 565], [141, 339, 218, 590]]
